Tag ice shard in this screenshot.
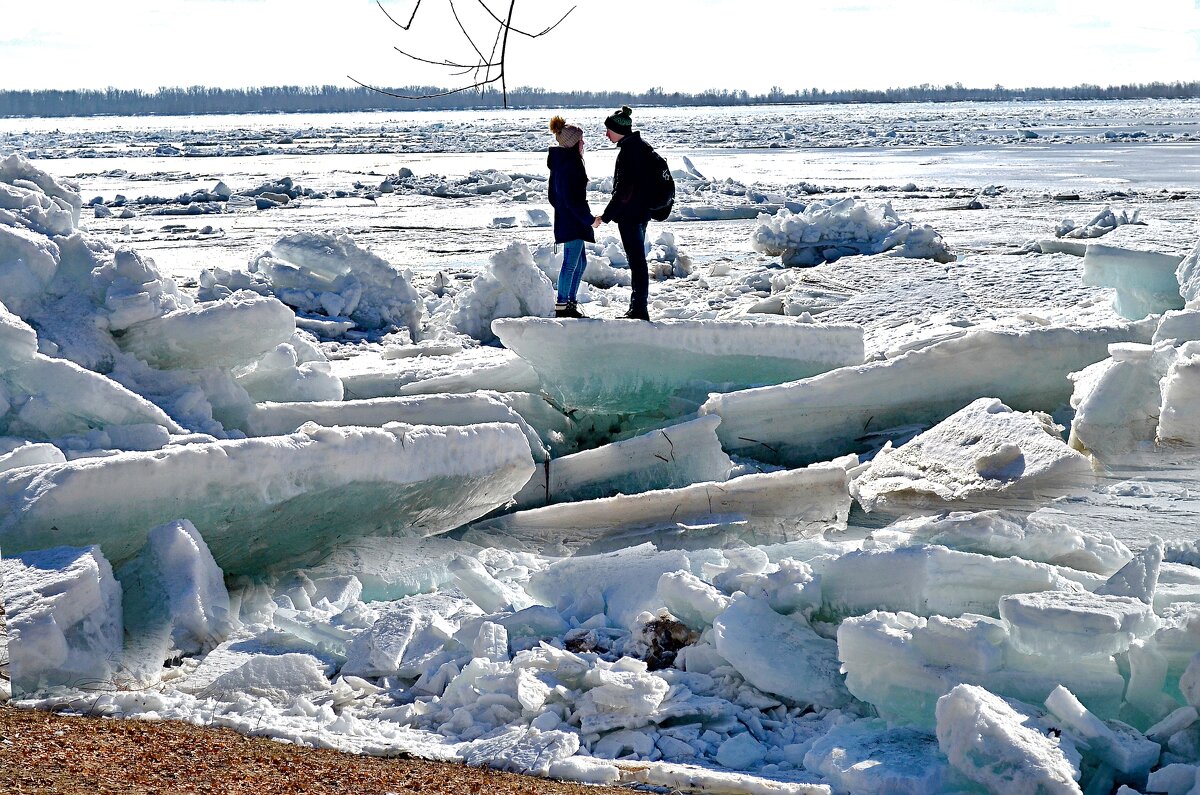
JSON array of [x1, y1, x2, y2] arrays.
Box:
[[0, 422, 535, 574], [492, 317, 864, 413], [462, 464, 850, 554]]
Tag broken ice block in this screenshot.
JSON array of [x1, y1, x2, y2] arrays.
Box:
[[493, 316, 864, 413], [999, 588, 1158, 658], [463, 464, 849, 555], [1082, 243, 1184, 320], [703, 323, 1151, 467], [852, 398, 1092, 513], [511, 414, 732, 508], [0, 545, 122, 695], [0, 422, 535, 574], [118, 291, 296, 369], [936, 684, 1083, 794], [713, 594, 850, 709]]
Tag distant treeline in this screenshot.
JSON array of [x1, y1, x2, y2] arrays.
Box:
[[2, 81, 1199, 118]]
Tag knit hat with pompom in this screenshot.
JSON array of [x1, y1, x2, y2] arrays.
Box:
[[550, 115, 582, 148], [604, 105, 633, 134]]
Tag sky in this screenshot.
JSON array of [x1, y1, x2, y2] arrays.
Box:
[[1, 0, 1199, 95]]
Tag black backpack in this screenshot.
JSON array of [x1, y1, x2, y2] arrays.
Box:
[[644, 148, 675, 221]]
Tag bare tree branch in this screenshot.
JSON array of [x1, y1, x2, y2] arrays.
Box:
[[359, 0, 573, 108], [377, 0, 423, 30], [473, 0, 575, 38], [346, 74, 503, 101]]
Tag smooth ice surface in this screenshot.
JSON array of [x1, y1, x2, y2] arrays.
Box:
[[512, 414, 732, 509], [493, 316, 864, 413], [0, 422, 534, 573], [936, 683, 1083, 795], [852, 397, 1091, 513], [704, 323, 1151, 466], [1082, 244, 1185, 319], [0, 545, 121, 695], [463, 464, 849, 554]]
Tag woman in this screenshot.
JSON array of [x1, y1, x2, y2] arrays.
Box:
[[547, 115, 594, 319]]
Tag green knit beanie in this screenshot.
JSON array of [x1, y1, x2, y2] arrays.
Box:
[[605, 105, 633, 134]]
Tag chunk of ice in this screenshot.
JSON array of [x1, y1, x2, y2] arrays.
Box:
[[1082, 243, 1184, 319], [713, 595, 850, 709], [936, 683, 1082, 795], [493, 316, 864, 413], [0, 545, 122, 695], [852, 398, 1091, 513], [999, 588, 1159, 658], [0, 422, 534, 573], [512, 414, 731, 508], [803, 718, 951, 795], [704, 324, 1152, 466]]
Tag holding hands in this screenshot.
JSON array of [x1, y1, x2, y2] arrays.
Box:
[[592, 215, 603, 229]]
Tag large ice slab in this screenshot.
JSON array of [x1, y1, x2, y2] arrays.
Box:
[[512, 414, 731, 509], [1176, 237, 1200, 307], [0, 422, 534, 573], [888, 509, 1132, 575], [462, 464, 850, 555], [492, 316, 864, 413], [0, 545, 122, 695], [821, 544, 1066, 619], [999, 588, 1159, 658], [852, 398, 1092, 513], [245, 390, 551, 461], [330, 344, 540, 399], [703, 323, 1151, 466], [1082, 243, 1185, 319]]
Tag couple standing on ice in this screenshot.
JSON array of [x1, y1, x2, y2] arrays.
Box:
[[547, 105, 673, 321]]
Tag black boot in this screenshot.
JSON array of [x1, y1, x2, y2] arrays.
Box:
[[620, 305, 650, 321], [555, 301, 585, 319]]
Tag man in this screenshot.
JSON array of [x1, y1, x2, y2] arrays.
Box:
[[594, 105, 653, 321]]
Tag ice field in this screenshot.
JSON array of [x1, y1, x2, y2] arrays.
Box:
[[2, 99, 1200, 794]]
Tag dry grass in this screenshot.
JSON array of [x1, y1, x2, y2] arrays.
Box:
[[0, 705, 635, 795]]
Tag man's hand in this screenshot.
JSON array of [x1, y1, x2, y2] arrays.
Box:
[[592, 215, 603, 228]]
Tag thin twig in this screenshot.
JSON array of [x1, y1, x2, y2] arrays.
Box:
[[473, 0, 575, 38], [377, 0, 422, 30]]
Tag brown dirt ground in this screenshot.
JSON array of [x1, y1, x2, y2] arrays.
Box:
[[0, 705, 636, 795]]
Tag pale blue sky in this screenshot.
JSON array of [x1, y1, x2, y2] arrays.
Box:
[[2, 0, 1198, 93]]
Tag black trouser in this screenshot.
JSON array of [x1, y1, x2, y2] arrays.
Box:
[[618, 220, 649, 312]]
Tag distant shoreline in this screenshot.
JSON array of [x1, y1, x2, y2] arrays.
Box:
[[3, 80, 1198, 120]]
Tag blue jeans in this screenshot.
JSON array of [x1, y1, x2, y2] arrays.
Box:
[[555, 239, 587, 305]]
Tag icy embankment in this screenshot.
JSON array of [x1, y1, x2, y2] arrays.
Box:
[[11, 147, 1200, 795]]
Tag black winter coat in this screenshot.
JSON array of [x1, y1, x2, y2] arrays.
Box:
[[602, 131, 653, 225], [547, 146, 595, 244]]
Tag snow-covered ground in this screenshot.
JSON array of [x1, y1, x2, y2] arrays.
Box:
[[3, 100, 1200, 794]]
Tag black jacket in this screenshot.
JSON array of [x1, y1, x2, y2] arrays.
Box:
[[602, 131, 653, 225], [547, 147, 595, 244]]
